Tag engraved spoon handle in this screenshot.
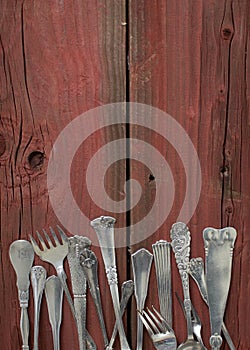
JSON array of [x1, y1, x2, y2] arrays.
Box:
[[170, 222, 193, 340], [189, 258, 236, 350], [107, 280, 134, 350], [9, 240, 34, 350], [31, 266, 47, 350]]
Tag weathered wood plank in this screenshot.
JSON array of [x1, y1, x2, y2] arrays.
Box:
[[0, 0, 126, 349], [129, 0, 249, 349]]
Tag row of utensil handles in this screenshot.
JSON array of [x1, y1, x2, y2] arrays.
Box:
[[9, 216, 237, 350]]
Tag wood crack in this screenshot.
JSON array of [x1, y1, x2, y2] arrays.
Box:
[[220, 0, 235, 227]]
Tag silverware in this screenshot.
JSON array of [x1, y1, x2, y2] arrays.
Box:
[[188, 257, 236, 350], [45, 276, 63, 350], [138, 306, 177, 350], [29, 227, 76, 321], [170, 222, 203, 350], [90, 216, 131, 350], [80, 247, 109, 348], [31, 266, 47, 350], [203, 227, 237, 350], [9, 240, 34, 350], [152, 240, 172, 326], [67, 235, 96, 350], [107, 280, 134, 350], [132, 248, 153, 350], [175, 292, 207, 350]]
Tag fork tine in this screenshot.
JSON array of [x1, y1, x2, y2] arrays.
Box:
[[43, 229, 54, 248], [36, 231, 48, 251], [146, 307, 165, 333], [151, 305, 172, 332], [56, 225, 68, 244], [137, 310, 154, 338], [29, 235, 41, 255], [50, 227, 60, 246], [143, 310, 160, 334]]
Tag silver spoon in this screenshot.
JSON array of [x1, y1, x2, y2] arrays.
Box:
[[31, 266, 47, 350], [132, 248, 153, 350], [171, 222, 203, 350], [45, 276, 63, 350], [9, 240, 34, 350]]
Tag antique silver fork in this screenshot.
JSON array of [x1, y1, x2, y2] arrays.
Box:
[[175, 292, 207, 350], [138, 306, 177, 350], [29, 226, 76, 321]]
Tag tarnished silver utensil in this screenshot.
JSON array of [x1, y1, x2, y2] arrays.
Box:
[[203, 227, 237, 350], [132, 248, 153, 350], [80, 247, 109, 348], [171, 222, 203, 350], [107, 280, 134, 350], [152, 240, 172, 326], [29, 227, 76, 321], [175, 292, 207, 350], [91, 216, 130, 350], [31, 266, 47, 350], [9, 240, 35, 350], [188, 257, 236, 350], [67, 235, 96, 350], [45, 276, 63, 350], [138, 306, 177, 350]]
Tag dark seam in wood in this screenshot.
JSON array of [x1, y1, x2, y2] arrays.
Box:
[[21, 2, 35, 129], [220, 0, 235, 227]]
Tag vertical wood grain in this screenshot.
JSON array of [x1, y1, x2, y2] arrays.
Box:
[[129, 0, 249, 349], [0, 0, 126, 349], [1, 0, 249, 349]]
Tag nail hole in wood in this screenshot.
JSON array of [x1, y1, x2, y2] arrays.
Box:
[[225, 206, 233, 214], [220, 166, 229, 177], [0, 134, 6, 157], [149, 174, 155, 182], [28, 151, 45, 169], [222, 28, 232, 40]]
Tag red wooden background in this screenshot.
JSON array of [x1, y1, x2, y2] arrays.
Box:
[[0, 0, 249, 349]]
